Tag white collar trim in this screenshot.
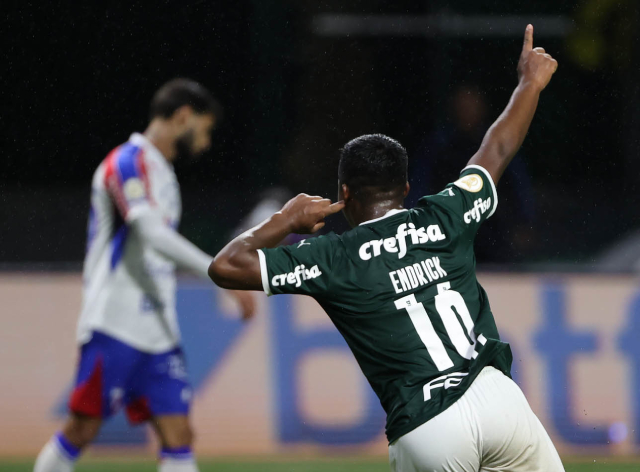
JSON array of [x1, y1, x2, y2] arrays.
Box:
[[359, 208, 408, 226]]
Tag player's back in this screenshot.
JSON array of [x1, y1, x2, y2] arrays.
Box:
[[259, 166, 512, 442], [77, 133, 183, 353]]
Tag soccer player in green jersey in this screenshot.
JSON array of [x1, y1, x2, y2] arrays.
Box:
[[210, 25, 562, 471]]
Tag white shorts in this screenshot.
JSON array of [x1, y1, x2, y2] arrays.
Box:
[[389, 366, 564, 472]]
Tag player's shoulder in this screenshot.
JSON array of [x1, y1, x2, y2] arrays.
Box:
[[298, 232, 342, 251], [98, 137, 146, 168], [93, 140, 149, 199], [412, 187, 460, 219], [102, 139, 149, 180], [410, 189, 469, 241], [92, 145, 121, 187], [300, 231, 350, 268], [112, 141, 145, 171], [417, 166, 496, 208]]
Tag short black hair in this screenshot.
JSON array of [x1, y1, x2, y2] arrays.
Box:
[[149, 78, 223, 121], [338, 134, 408, 196]]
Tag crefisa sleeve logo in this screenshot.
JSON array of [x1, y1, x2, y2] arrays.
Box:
[[454, 174, 483, 193], [272, 264, 322, 288]]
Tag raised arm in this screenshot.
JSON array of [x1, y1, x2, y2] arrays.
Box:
[[208, 194, 344, 290], [467, 24, 558, 185]]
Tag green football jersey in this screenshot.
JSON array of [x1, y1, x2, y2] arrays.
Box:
[[258, 165, 513, 443]]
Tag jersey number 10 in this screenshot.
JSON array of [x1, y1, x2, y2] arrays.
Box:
[[394, 282, 485, 372]]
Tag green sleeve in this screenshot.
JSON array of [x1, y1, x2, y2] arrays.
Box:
[[415, 164, 498, 236], [257, 234, 336, 297]]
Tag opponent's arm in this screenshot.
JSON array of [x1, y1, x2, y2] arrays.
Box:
[[131, 213, 258, 319], [130, 212, 213, 278], [467, 24, 558, 185], [209, 194, 344, 290]]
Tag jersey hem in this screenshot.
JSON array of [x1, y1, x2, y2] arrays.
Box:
[[461, 164, 498, 218], [257, 249, 272, 296], [385, 343, 508, 444], [385, 366, 486, 444], [78, 327, 180, 354]]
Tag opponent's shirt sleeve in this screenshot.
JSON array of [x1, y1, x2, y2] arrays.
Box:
[[257, 235, 336, 297], [130, 213, 212, 278], [415, 164, 498, 235], [103, 143, 154, 223]]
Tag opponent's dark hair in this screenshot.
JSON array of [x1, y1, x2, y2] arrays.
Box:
[[149, 78, 223, 121], [338, 134, 408, 198]]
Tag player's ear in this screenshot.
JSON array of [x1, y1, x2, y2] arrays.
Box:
[[341, 183, 351, 202], [171, 105, 193, 128], [403, 182, 410, 198]]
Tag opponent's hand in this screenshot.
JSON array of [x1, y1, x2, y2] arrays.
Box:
[[228, 289, 257, 321], [517, 24, 558, 91], [280, 193, 345, 234]]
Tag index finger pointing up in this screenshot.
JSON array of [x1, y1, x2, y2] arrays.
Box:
[[522, 24, 533, 53]]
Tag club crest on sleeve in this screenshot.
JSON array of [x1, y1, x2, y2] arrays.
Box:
[[123, 178, 146, 200], [454, 174, 483, 193]]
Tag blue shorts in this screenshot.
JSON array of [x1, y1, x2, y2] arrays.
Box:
[[69, 331, 191, 424]]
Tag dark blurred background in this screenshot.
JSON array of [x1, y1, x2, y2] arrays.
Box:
[[2, 0, 639, 268]]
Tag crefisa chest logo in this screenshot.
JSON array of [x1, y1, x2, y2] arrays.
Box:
[[359, 223, 446, 261]]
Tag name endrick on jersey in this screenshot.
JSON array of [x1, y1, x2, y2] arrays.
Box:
[[389, 256, 448, 294], [272, 264, 322, 288], [359, 223, 446, 261]]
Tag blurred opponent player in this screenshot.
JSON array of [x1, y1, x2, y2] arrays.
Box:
[[209, 26, 563, 471], [34, 79, 255, 472]]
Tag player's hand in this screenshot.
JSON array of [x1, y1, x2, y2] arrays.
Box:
[[280, 193, 345, 234], [228, 289, 257, 321], [517, 24, 558, 91]]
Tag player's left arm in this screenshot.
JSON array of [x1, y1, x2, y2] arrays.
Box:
[[467, 24, 557, 186], [209, 194, 344, 290]]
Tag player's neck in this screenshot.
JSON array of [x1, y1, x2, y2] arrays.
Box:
[[354, 201, 405, 226], [143, 121, 177, 162]]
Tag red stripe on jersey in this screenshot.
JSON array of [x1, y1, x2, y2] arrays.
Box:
[[69, 357, 104, 418], [135, 150, 155, 206], [103, 147, 130, 218]]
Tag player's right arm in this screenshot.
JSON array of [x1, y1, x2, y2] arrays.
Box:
[[466, 24, 557, 185], [129, 213, 213, 277], [208, 194, 344, 291]]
